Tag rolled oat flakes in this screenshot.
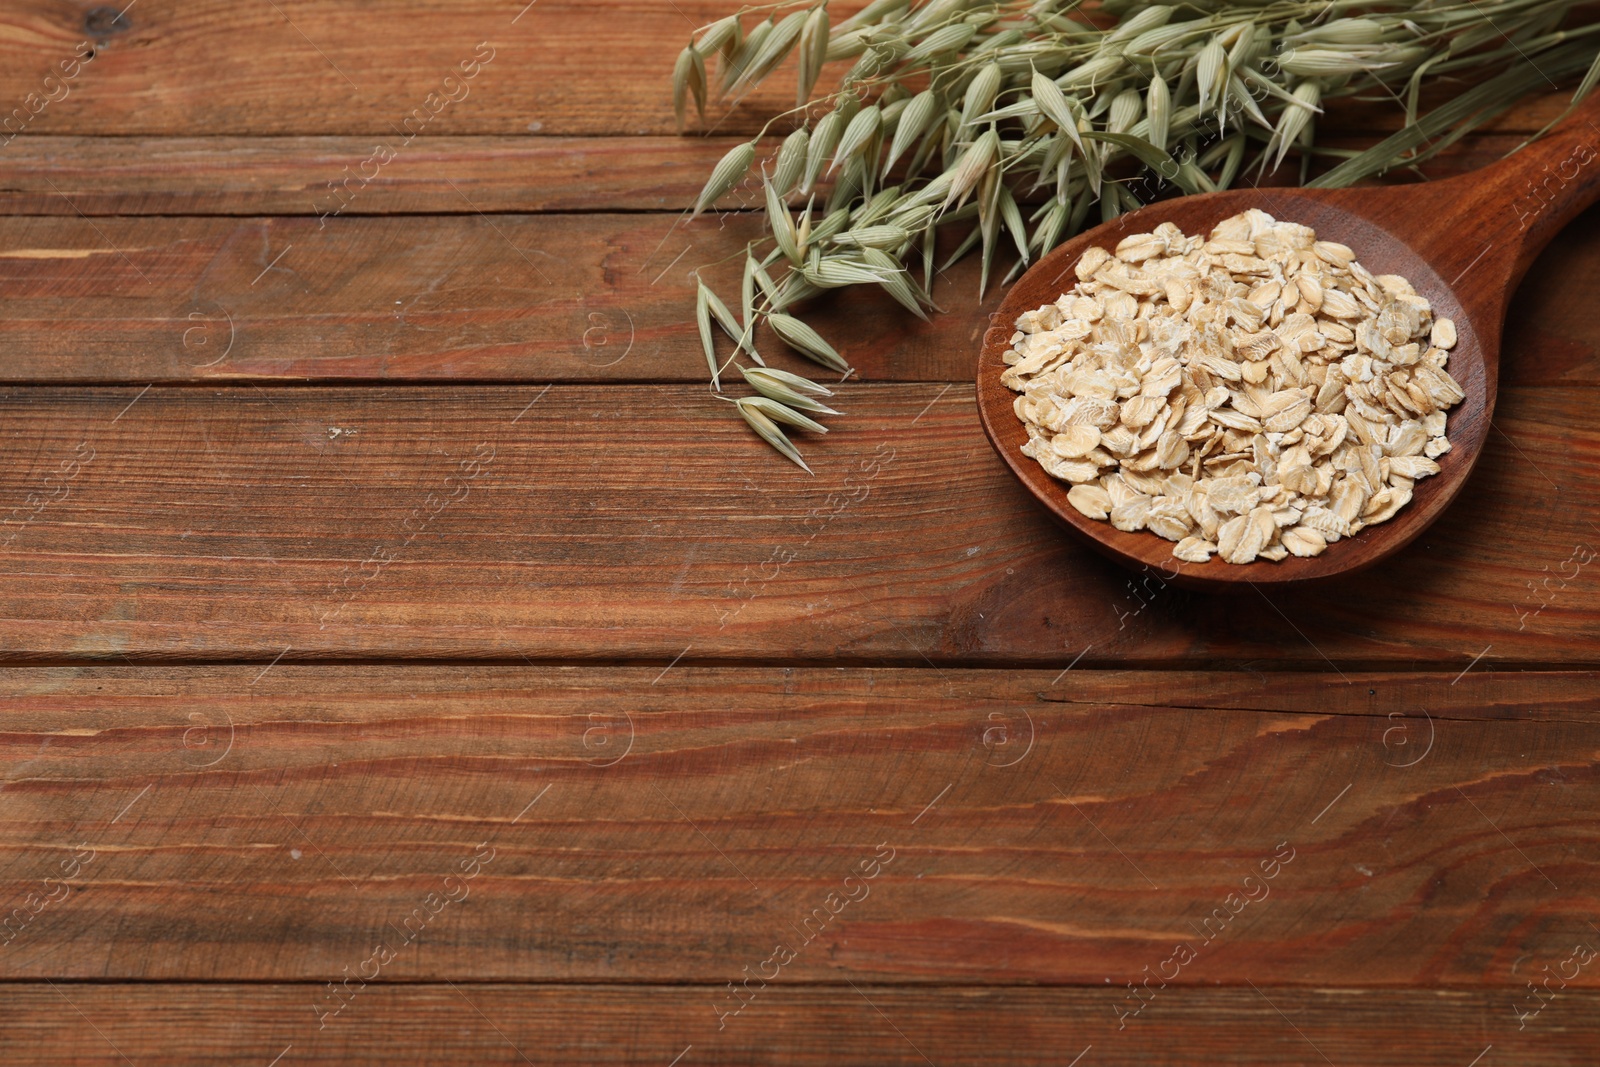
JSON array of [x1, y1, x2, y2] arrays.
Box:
[[1001, 209, 1464, 564]]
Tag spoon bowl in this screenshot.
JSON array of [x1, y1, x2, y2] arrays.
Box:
[[976, 100, 1600, 589]]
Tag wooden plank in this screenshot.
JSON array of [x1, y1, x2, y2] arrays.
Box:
[[0, 0, 1577, 138], [0, 212, 1001, 383], [0, 135, 759, 216], [0, 0, 810, 138], [0, 666, 1597, 983], [0, 206, 1593, 385], [0, 984, 1594, 1066], [0, 384, 1594, 665], [0, 133, 1529, 218], [1044, 669, 1600, 723]]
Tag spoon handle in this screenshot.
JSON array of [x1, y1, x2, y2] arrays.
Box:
[[1494, 92, 1600, 281], [1399, 90, 1600, 312]]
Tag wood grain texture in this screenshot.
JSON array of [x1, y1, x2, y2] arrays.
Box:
[[0, 383, 1594, 664], [1, 984, 1594, 1066], [0, 667, 1597, 986], [0, 205, 1595, 385], [0, 0, 1578, 138], [1, 4, 1595, 1062], [0, 133, 1532, 218], [0, 136, 766, 216], [0, 212, 1000, 384]]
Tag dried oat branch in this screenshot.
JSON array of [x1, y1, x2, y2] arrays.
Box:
[[672, 0, 1600, 468]]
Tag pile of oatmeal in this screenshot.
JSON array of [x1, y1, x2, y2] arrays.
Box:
[[1001, 209, 1464, 564]]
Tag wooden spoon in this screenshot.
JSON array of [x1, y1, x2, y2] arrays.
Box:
[[976, 96, 1600, 590]]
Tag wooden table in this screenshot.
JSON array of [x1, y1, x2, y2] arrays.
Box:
[[1, 3, 1597, 1064]]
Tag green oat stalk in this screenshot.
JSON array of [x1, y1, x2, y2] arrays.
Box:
[[671, 0, 1600, 468]]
